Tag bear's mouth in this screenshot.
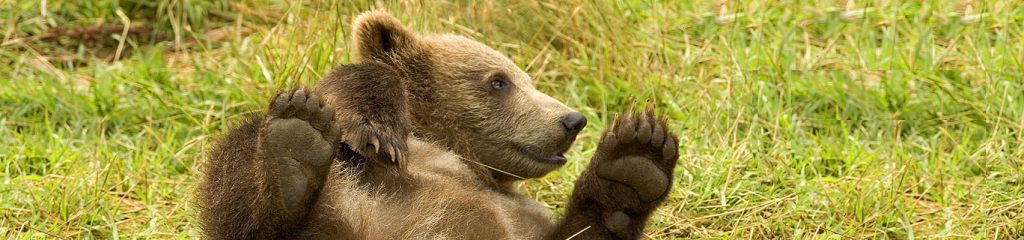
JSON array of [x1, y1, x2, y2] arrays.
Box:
[[513, 143, 568, 165]]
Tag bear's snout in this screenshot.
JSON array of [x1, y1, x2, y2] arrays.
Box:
[[560, 112, 587, 138]]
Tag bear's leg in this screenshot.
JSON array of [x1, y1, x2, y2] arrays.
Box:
[[199, 88, 341, 239], [315, 62, 410, 169], [548, 103, 679, 240]]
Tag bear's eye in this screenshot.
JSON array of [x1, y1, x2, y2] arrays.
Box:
[[489, 75, 508, 91]]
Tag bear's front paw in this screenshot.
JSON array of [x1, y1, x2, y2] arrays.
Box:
[[341, 121, 408, 166], [261, 89, 341, 212], [575, 102, 679, 238]]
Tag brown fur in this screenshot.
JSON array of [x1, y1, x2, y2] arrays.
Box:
[[198, 11, 679, 240]]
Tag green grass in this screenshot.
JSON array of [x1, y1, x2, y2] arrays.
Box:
[[2, 0, 1022, 239]]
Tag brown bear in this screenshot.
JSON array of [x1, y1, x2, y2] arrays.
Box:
[[197, 11, 679, 240]]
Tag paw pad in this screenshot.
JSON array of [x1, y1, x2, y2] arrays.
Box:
[[588, 101, 680, 211]]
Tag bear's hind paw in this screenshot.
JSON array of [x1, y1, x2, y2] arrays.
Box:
[[574, 102, 680, 238], [261, 89, 341, 213], [593, 102, 679, 205]]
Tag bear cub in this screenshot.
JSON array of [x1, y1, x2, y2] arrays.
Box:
[[198, 11, 680, 240]]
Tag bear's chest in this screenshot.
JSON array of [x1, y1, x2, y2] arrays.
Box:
[[316, 139, 555, 239]]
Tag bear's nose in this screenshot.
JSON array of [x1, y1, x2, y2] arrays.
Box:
[[561, 112, 587, 137]]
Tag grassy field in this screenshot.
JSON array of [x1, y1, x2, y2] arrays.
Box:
[[2, 0, 1022, 239]]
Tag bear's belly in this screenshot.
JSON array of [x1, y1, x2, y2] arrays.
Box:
[[306, 138, 555, 239]]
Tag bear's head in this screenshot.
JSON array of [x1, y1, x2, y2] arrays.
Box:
[[350, 11, 586, 180]]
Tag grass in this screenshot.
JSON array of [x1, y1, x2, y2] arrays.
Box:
[[1, 0, 1022, 239]]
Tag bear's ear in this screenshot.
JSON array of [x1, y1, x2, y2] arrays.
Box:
[[353, 11, 419, 63]]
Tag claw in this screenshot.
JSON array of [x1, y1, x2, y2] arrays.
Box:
[[386, 145, 396, 163], [370, 137, 380, 153]]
